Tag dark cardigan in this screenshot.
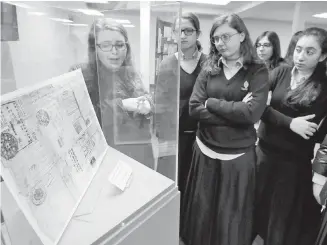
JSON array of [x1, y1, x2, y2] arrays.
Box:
[[189, 62, 269, 154], [258, 65, 327, 160]]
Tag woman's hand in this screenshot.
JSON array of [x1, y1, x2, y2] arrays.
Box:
[[290, 114, 318, 139], [136, 96, 151, 115], [122, 98, 138, 112], [242, 92, 253, 104]]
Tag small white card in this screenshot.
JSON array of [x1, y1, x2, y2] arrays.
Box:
[[108, 161, 133, 191]]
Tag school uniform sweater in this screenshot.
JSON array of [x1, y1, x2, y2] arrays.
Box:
[[189, 62, 269, 154], [258, 65, 327, 161], [155, 53, 207, 140]]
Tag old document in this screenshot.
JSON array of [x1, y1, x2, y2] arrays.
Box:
[[1, 70, 108, 245]]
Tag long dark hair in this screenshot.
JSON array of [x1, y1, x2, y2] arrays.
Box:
[[173, 12, 202, 51], [284, 31, 304, 66], [203, 13, 258, 75], [87, 18, 139, 91], [284, 27, 327, 109], [255, 31, 283, 70]]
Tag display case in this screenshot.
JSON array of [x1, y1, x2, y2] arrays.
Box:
[[1, 1, 181, 245]]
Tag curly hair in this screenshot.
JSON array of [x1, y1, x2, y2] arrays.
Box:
[[203, 13, 259, 76]]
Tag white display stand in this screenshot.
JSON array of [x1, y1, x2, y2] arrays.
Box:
[[1, 145, 180, 245]]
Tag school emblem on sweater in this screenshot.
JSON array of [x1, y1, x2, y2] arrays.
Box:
[[241, 81, 249, 91]]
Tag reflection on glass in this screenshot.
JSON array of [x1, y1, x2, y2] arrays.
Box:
[[71, 18, 155, 169]]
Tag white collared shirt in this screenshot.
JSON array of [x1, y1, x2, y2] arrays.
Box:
[[218, 56, 244, 80], [290, 66, 312, 90]]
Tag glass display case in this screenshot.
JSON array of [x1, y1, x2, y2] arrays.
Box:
[[1, 1, 181, 245]]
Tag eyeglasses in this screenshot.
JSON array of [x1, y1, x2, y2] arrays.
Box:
[[96, 42, 127, 52], [211, 32, 239, 44], [256, 43, 272, 48], [174, 28, 196, 36]]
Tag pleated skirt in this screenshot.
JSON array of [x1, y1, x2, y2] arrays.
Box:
[[315, 211, 327, 245], [254, 142, 321, 245], [180, 141, 256, 245]]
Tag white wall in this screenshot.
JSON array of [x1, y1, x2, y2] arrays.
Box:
[[8, 7, 75, 90], [4, 4, 326, 94]]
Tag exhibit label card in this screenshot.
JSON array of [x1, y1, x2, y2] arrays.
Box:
[[108, 160, 133, 191], [1, 69, 108, 245]]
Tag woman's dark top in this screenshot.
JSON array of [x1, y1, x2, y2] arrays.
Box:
[[70, 62, 153, 146], [189, 62, 269, 154], [155, 53, 207, 141], [258, 65, 327, 160]]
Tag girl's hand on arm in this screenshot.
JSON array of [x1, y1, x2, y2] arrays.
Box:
[[290, 114, 318, 139]]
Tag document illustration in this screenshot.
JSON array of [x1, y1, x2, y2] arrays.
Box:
[[1, 69, 108, 245]]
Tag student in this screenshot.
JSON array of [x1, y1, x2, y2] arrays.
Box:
[[284, 30, 304, 66], [312, 134, 327, 245], [255, 31, 284, 71], [254, 27, 327, 245], [180, 13, 269, 245], [155, 12, 206, 184], [70, 18, 154, 168]]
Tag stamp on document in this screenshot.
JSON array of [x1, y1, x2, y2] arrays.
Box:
[[1, 132, 19, 160], [36, 109, 50, 126], [31, 186, 47, 206]]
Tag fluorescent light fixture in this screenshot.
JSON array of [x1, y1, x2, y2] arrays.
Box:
[[64, 23, 88, 27], [123, 24, 135, 28], [313, 13, 327, 19], [76, 9, 104, 16], [182, 0, 230, 5], [4, 1, 32, 9], [84, 0, 108, 3], [50, 18, 73, 23], [28, 12, 46, 16], [115, 19, 131, 24]]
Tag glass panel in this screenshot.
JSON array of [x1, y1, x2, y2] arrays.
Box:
[[150, 2, 181, 182], [89, 1, 181, 182], [1, 1, 180, 244]]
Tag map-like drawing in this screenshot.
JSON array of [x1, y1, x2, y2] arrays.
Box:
[[0, 70, 108, 245]]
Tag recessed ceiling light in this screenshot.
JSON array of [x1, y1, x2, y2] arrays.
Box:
[[313, 13, 327, 19], [63, 23, 89, 27], [123, 24, 135, 28], [84, 0, 108, 3], [115, 19, 131, 24], [50, 18, 73, 23], [76, 9, 104, 16]]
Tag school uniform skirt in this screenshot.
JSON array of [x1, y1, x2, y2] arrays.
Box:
[[315, 210, 327, 245], [180, 141, 256, 245], [254, 141, 321, 245]]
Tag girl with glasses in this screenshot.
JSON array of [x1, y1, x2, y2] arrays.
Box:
[[70, 18, 154, 168], [255, 31, 284, 71], [180, 13, 269, 245], [154, 12, 206, 187], [254, 27, 327, 245]]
